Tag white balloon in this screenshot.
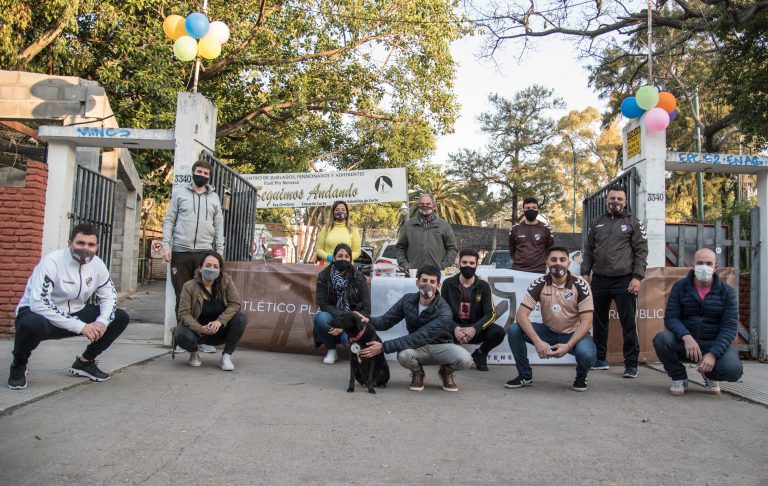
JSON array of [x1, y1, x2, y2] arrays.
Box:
[[208, 21, 230, 44]]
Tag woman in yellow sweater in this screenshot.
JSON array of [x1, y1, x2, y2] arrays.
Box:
[[315, 201, 361, 265]]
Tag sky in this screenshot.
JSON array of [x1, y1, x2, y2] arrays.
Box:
[[432, 34, 608, 166]]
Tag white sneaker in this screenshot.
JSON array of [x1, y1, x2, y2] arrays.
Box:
[[200, 344, 216, 353], [220, 353, 234, 371], [700, 372, 721, 395], [323, 350, 337, 364], [670, 379, 687, 396], [187, 351, 202, 367], [174, 345, 186, 353]]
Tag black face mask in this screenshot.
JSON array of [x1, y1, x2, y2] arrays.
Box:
[[192, 174, 209, 188], [333, 260, 351, 272], [333, 213, 346, 222], [548, 264, 567, 278], [524, 209, 539, 222], [459, 266, 476, 279], [607, 202, 623, 214]]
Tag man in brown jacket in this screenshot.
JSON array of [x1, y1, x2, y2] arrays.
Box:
[[508, 197, 554, 273]]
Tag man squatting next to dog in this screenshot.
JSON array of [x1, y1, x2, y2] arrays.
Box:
[[581, 184, 648, 378], [652, 248, 743, 396], [8, 223, 130, 389], [162, 157, 224, 354], [356, 264, 472, 392], [508, 196, 554, 273], [505, 246, 597, 391], [441, 249, 505, 371]]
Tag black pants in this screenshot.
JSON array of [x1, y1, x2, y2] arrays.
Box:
[[591, 274, 639, 367], [170, 251, 209, 305], [175, 312, 247, 355], [456, 323, 506, 354], [13, 305, 130, 367]]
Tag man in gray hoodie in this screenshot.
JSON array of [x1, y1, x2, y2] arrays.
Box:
[[162, 159, 225, 308]]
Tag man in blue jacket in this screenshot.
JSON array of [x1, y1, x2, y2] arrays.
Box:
[[357, 265, 472, 392], [653, 248, 743, 396]]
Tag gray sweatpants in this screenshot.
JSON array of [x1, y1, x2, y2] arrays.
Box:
[[397, 343, 472, 372]]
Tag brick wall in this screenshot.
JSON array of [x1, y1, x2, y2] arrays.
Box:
[[0, 161, 47, 336]]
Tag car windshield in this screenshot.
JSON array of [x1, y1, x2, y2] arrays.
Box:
[[382, 245, 397, 258]]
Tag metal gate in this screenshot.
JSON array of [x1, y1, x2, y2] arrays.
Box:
[[199, 151, 257, 261], [581, 167, 640, 238], [70, 165, 116, 268]]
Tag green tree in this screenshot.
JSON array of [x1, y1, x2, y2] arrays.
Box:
[[408, 163, 476, 225]]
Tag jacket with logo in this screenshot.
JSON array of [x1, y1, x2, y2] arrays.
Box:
[[581, 210, 648, 279], [508, 221, 554, 273], [16, 248, 117, 334], [370, 291, 454, 354], [162, 183, 225, 254], [440, 273, 496, 332]]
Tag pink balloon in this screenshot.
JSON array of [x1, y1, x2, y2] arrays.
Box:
[[644, 107, 670, 132], [208, 21, 230, 44]]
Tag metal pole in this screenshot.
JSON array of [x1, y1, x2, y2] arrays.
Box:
[[647, 0, 653, 83], [573, 146, 577, 233], [693, 87, 704, 220]]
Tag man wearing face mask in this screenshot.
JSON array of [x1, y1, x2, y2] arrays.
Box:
[[581, 184, 648, 378], [508, 197, 555, 273], [441, 249, 504, 371], [356, 265, 472, 392], [505, 247, 596, 391], [396, 194, 458, 274], [652, 248, 743, 396], [7, 224, 130, 389]]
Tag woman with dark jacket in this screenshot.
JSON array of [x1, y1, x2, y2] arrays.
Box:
[[314, 243, 371, 364], [175, 251, 247, 370]]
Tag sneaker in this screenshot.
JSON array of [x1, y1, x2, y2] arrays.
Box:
[[322, 350, 337, 364], [591, 359, 609, 370], [70, 357, 110, 381], [700, 372, 721, 395], [199, 344, 217, 353], [505, 375, 533, 389], [8, 363, 28, 390], [220, 353, 234, 371], [188, 351, 202, 367], [174, 345, 186, 353], [438, 365, 458, 392], [670, 379, 688, 396], [409, 367, 425, 391], [572, 374, 588, 392], [471, 349, 489, 371], [622, 366, 639, 378]]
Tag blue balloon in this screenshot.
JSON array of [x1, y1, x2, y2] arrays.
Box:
[[185, 13, 210, 39], [621, 97, 645, 119], [669, 109, 677, 122]]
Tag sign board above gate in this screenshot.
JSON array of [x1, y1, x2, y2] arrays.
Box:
[[242, 167, 407, 208], [666, 151, 768, 174]]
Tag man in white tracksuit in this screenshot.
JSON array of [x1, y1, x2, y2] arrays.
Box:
[[7, 223, 130, 390]]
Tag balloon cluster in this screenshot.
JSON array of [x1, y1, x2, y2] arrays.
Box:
[[620, 86, 677, 132], [163, 13, 230, 61]]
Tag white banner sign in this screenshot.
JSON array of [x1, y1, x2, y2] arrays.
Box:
[[241, 168, 407, 208]]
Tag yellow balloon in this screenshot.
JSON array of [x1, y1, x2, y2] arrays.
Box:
[[162, 15, 186, 40], [198, 35, 222, 59]]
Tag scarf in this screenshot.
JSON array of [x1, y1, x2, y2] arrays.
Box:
[[330, 266, 351, 311]]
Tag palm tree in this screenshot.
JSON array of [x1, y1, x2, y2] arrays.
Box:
[[408, 166, 477, 225]]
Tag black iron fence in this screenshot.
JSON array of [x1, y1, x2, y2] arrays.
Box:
[[200, 151, 257, 261], [581, 167, 640, 239], [70, 165, 115, 268]]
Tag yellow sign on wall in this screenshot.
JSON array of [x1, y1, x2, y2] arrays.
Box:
[[627, 126, 641, 158]]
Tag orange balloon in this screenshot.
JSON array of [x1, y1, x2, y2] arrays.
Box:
[[657, 92, 677, 113], [162, 15, 187, 40]]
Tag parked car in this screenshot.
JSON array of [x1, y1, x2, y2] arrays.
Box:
[[375, 242, 398, 266], [481, 250, 513, 269], [373, 242, 404, 277], [353, 246, 374, 276]]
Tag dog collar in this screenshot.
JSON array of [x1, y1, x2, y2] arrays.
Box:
[[349, 327, 366, 343]]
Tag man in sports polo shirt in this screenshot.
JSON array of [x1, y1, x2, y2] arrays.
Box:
[[504, 246, 596, 391]]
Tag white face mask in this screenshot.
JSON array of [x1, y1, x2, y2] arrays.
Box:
[[694, 265, 714, 283]]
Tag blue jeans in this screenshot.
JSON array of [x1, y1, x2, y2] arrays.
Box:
[[313, 311, 349, 351], [652, 331, 743, 382], [507, 322, 596, 379]]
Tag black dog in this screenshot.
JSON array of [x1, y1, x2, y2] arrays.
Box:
[[330, 312, 390, 394]]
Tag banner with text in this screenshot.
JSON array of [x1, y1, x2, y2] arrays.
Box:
[[241, 168, 407, 208]]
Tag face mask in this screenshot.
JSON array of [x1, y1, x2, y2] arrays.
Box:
[[201, 267, 220, 281], [192, 174, 209, 188], [548, 264, 567, 278], [419, 207, 434, 218], [607, 202, 623, 214], [333, 212, 346, 222], [70, 248, 95, 265], [418, 284, 435, 299], [459, 266, 476, 279], [524, 209, 538, 222], [694, 265, 714, 283], [333, 260, 351, 272]]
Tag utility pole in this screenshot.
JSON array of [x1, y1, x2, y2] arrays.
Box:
[[693, 88, 704, 220]]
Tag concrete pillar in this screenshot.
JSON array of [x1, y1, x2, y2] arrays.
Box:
[[118, 184, 139, 294], [42, 141, 77, 256], [164, 93, 218, 345], [757, 172, 768, 359], [76, 146, 101, 171], [622, 119, 666, 268]]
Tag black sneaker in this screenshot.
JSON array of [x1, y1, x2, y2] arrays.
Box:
[[505, 376, 532, 389], [70, 357, 110, 382], [572, 374, 588, 392], [622, 366, 638, 379], [8, 363, 28, 390], [472, 349, 489, 371]]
